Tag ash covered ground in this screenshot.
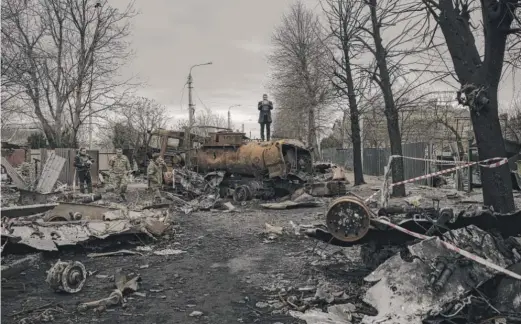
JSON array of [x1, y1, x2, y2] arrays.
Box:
[[1, 201, 370, 324], [2, 173, 521, 324]]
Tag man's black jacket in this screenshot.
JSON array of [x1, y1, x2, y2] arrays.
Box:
[[258, 100, 273, 123], [74, 154, 93, 172]]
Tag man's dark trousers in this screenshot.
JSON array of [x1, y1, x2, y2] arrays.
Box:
[[260, 122, 271, 141], [78, 171, 93, 193]]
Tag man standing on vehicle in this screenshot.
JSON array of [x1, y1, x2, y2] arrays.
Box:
[[147, 153, 166, 203], [109, 147, 131, 201], [258, 93, 273, 141], [74, 147, 94, 194]]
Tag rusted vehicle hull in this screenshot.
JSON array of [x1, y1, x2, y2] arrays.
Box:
[[190, 139, 312, 179]]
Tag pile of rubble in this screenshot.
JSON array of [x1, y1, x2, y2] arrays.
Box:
[[284, 193, 521, 324], [3, 148, 521, 323]]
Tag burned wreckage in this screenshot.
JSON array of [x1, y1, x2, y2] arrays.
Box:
[[160, 131, 349, 201], [299, 195, 521, 323]]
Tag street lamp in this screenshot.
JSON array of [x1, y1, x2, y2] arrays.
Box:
[[185, 62, 212, 167], [227, 104, 241, 130], [187, 62, 212, 134]]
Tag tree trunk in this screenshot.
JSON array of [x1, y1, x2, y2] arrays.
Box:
[[385, 109, 405, 196], [368, 0, 405, 196], [341, 110, 348, 149], [469, 86, 514, 212], [308, 106, 320, 160], [344, 55, 365, 185], [351, 111, 365, 185], [431, 0, 515, 212], [73, 90, 82, 147]]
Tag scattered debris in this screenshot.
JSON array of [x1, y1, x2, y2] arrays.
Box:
[[143, 217, 170, 236], [265, 223, 283, 235], [290, 303, 356, 324], [1, 157, 29, 190], [46, 260, 87, 293], [1, 203, 171, 251], [77, 289, 123, 312], [153, 248, 186, 256], [34, 152, 66, 194], [361, 225, 520, 324], [77, 269, 141, 312], [313, 162, 349, 182], [1, 203, 59, 218], [260, 200, 322, 210], [87, 249, 143, 258], [1, 254, 42, 278], [223, 202, 236, 212], [1, 219, 147, 251]]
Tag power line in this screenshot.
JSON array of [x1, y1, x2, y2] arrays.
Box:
[[194, 90, 210, 112], [179, 81, 188, 110]]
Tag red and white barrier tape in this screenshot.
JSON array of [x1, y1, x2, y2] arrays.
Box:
[[396, 156, 508, 168], [372, 217, 521, 280], [396, 155, 469, 165], [364, 190, 381, 203], [363, 157, 508, 203]]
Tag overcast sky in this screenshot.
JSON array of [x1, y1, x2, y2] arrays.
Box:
[[113, 0, 520, 137]]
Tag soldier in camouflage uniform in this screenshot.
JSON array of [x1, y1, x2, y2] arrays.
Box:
[[147, 153, 166, 203], [109, 148, 131, 200]]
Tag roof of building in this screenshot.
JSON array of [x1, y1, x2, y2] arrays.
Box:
[[1, 126, 41, 146]]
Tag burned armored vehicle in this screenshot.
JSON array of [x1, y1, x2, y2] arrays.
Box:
[[188, 132, 314, 200], [154, 130, 349, 200]]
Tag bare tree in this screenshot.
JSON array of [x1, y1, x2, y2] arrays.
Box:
[[422, 94, 468, 154], [354, 0, 430, 196], [272, 88, 311, 141], [175, 109, 228, 138], [419, 0, 520, 212], [121, 97, 170, 148], [96, 96, 170, 150], [321, 0, 370, 185], [268, 1, 332, 157], [1, 0, 136, 148]]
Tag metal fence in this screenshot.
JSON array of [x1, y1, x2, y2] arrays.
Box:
[[321, 142, 430, 185], [30, 148, 106, 186], [321, 148, 354, 169]]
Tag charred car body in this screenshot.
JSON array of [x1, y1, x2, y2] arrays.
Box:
[[154, 130, 348, 201], [189, 132, 313, 200]]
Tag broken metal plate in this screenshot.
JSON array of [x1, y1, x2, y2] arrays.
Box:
[[306, 181, 349, 197], [1, 220, 143, 251], [1, 203, 59, 218], [46, 203, 123, 221], [290, 304, 354, 324], [361, 225, 516, 324]]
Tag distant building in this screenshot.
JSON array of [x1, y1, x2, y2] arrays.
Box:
[[1, 123, 42, 147]]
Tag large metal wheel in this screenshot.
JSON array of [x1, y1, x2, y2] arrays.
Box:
[[46, 260, 87, 293], [326, 197, 371, 242], [233, 185, 251, 202], [61, 261, 87, 293]]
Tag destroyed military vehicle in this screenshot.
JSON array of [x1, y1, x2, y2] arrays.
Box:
[[148, 130, 348, 201]]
